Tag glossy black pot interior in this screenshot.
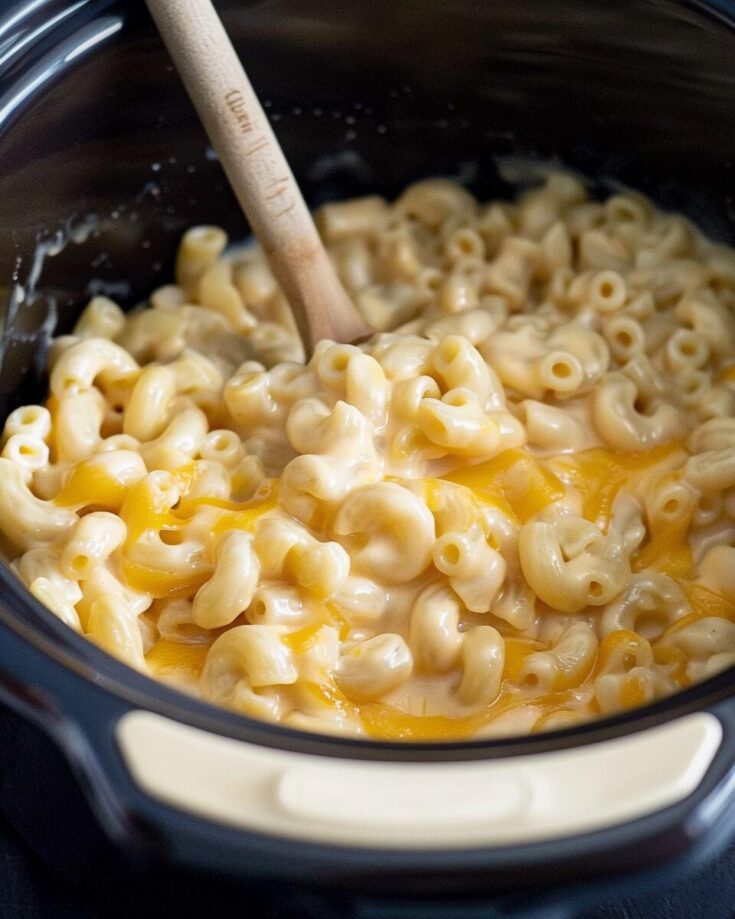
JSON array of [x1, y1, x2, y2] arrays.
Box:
[[2, 0, 735, 914]]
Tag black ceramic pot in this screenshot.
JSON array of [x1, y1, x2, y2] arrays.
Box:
[[1, 2, 735, 916]]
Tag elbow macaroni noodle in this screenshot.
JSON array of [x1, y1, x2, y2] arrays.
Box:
[[3, 173, 735, 740]]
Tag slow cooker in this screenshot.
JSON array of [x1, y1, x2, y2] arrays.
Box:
[[2, 1, 735, 916]]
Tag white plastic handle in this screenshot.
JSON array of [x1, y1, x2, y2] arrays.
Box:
[[117, 710, 721, 850]]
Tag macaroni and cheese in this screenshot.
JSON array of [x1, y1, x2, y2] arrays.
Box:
[[3, 173, 735, 740]]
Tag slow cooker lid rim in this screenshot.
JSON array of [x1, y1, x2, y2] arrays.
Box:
[[0, 0, 126, 60], [684, 0, 735, 32]]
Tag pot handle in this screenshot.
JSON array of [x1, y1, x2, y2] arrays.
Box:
[[114, 700, 735, 917], [115, 706, 727, 852]]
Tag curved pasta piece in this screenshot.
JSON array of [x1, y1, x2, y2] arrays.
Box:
[[592, 373, 686, 452], [254, 517, 349, 600], [0, 459, 77, 552], [519, 622, 597, 691], [202, 625, 297, 698], [519, 512, 632, 613], [87, 594, 146, 670], [50, 337, 139, 396], [600, 573, 687, 639], [409, 582, 463, 673], [337, 633, 413, 701], [192, 530, 260, 628], [457, 626, 504, 706], [333, 482, 435, 583]]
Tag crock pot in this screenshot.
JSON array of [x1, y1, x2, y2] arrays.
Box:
[[2, 1, 735, 916]]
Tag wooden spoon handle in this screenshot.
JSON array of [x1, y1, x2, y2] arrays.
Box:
[[145, 0, 371, 352]]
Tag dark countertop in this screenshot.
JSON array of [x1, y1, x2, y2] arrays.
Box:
[[2, 807, 735, 919], [0, 814, 96, 919]]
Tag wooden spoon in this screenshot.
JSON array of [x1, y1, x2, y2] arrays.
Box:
[[145, 0, 372, 355]]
